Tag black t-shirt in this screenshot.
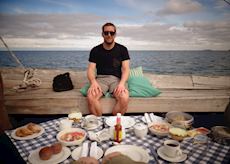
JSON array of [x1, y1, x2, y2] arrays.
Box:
[[89, 43, 130, 78]]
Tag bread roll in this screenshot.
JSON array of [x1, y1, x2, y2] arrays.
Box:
[[27, 123, 41, 133], [15, 129, 24, 137], [51, 143, 62, 154], [39, 147, 53, 160]]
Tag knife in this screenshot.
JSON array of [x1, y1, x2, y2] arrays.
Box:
[[150, 146, 160, 164]]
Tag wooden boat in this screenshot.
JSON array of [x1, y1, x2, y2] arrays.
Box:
[[0, 67, 230, 115]]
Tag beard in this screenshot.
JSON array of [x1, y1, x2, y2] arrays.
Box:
[[104, 38, 114, 45]]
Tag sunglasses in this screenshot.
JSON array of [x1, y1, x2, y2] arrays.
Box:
[[103, 31, 116, 36]]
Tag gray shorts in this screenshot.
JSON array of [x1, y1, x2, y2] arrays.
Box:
[[96, 75, 127, 95]]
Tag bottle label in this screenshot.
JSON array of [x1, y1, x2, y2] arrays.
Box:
[[114, 130, 122, 142]]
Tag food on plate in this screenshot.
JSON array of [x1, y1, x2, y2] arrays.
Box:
[[169, 127, 187, 141], [187, 127, 210, 137], [68, 112, 82, 123], [39, 142, 63, 160], [15, 127, 33, 137], [39, 146, 53, 160], [60, 131, 85, 142], [150, 124, 169, 133], [51, 142, 62, 154], [27, 123, 41, 133], [15, 123, 41, 137]]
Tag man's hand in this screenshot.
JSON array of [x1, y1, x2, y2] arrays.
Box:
[[113, 83, 126, 96], [87, 80, 102, 96]]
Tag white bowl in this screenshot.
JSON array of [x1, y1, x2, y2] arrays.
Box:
[[166, 111, 193, 129], [57, 128, 86, 146], [149, 122, 171, 137]]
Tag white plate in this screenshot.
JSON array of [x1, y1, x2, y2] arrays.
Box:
[[105, 116, 135, 128], [71, 146, 103, 160], [157, 146, 187, 163], [81, 120, 103, 130], [28, 146, 71, 164], [104, 145, 149, 163], [11, 125, 45, 140]]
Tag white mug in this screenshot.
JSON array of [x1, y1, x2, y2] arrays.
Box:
[[56, 119, 73, 131], [163, 139, 182, 157], [134, 123, 148, 139]]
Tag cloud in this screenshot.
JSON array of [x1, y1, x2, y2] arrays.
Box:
[[117, 20, 230, 50], [0, 13, 104, 39], [156, 0, 202, 16], [0, 12, 229, 50]]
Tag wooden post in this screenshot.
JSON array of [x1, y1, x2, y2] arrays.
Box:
[[0, 72, 12, 134]]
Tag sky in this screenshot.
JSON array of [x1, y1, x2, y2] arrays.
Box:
[[0, 0, 230, 50]]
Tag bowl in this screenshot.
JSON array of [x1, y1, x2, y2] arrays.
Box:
[[57, 128, 86, 146], [211, 126, 230, 145], [149, 122, 170, 137], [166, 111, 194, 129]]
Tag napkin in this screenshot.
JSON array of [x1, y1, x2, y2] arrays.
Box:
[[81, 142, 89, 157], [89, 142, 98, 158], [149, 113, 156, 122], [144, 113, 151, 124]]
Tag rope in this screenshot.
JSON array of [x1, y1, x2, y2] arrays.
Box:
[[13, 68, 42, 91]]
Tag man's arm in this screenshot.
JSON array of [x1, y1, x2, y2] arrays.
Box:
[[87, 62, 97, 84], [120, 60, 130, 85], [114, 60, 130, 95], [87, 62, 102, 95]]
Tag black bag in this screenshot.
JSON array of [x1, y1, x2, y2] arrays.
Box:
[[53, 72, 74, 92]]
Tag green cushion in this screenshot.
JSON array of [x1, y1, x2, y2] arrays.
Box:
[[129, 66, 143, 78], [80, 83, 90, 96], [128, 76, 161, 97], [80, 83, 111, 97]]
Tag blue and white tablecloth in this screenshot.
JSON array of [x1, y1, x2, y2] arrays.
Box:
[[5, 116, 230, 164]]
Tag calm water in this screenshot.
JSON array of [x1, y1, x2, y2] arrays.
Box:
[[0, 50, 230, 75]]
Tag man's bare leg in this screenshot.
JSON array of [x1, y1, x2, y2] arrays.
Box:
[[113, 89, 129, 115], [87, 92, 103, 116]]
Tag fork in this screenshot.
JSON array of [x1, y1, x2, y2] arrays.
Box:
[[150, 146, 160, 164]]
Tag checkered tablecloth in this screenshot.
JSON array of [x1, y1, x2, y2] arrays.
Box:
[[5, 116, 230, 164]]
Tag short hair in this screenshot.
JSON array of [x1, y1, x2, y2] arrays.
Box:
[[102, 22, 116, 32]]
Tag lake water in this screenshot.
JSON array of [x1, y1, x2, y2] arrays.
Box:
[[0, 50, 230, 75]]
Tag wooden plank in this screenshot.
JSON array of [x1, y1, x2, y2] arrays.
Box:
[[4, 89, 82, 99], [145, 73, 194, 89], [5, 97, 229, 114], [192, 75, 230, 89]]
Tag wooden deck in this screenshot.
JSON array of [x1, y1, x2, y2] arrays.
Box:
[[1, 68, 230, 114]]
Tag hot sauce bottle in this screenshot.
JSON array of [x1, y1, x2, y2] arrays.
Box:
[[114, 113, 122, 143]]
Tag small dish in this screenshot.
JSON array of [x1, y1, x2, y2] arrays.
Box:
[[149, 122, 170, 137], [157, 146, 187, 163], [56, 128, 86, 146]]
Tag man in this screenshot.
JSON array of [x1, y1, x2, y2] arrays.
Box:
[[87, 22, 130, 116]]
